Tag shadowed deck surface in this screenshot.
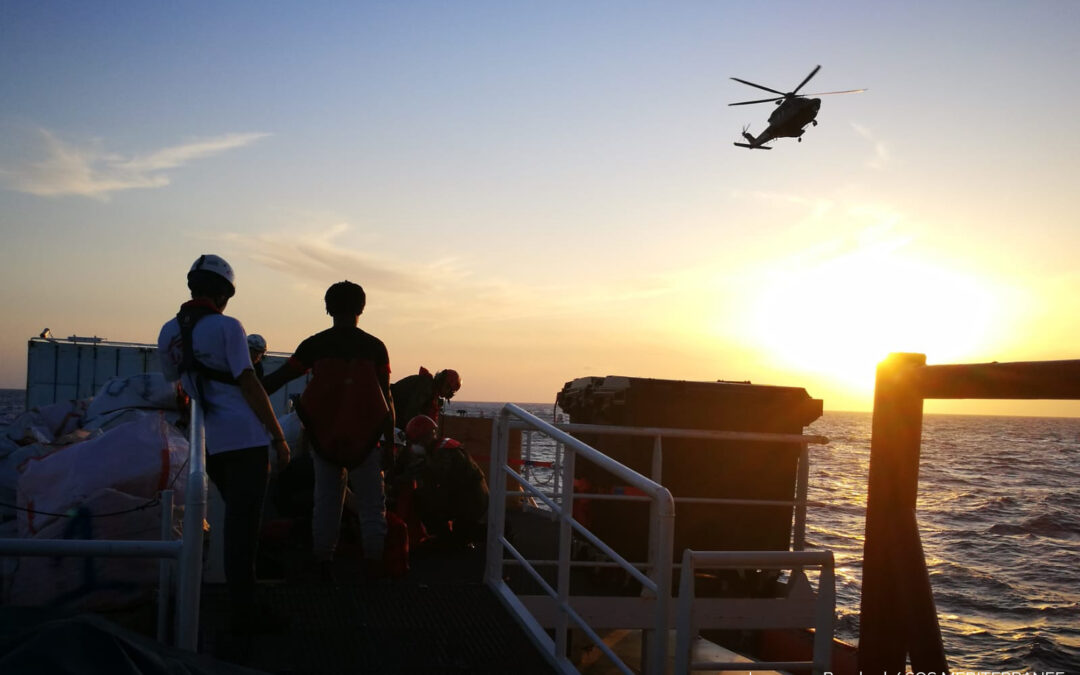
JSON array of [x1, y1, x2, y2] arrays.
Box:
[[200, 541, 558, 675], [201, 583, 555, 674]]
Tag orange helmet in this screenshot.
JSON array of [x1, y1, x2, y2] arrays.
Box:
[[404, 415, 438, 443]]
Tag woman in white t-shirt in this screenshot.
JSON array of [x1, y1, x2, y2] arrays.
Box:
[[158, 254, 290, 634]]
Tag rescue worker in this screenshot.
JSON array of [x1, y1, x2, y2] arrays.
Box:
[[157, 254, 290, 633], [247, 333, 267, 383], [393, 414, 488, 550], [262, 280, 395, 579], [391, 367, 461, 425]]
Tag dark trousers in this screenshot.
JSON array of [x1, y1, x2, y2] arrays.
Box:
[[206, 445, 269, 610]]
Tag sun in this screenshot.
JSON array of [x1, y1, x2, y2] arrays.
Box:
[[745, 240, 998, 389]]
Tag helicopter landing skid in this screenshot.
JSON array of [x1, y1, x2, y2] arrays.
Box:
[[733, 143, 772, 150]]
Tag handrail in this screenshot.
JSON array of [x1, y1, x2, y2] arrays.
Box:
[[486, 403, 675, 675], [547, 422, 828, 446], [0, 400, 209, 650], [514, 420, 827, 551], [175, 398, 208, 650], [674, 549, 835, 675]]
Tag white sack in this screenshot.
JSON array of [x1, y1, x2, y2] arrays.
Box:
[[86, 373, 179, 419], [16, 412, 188, 537], [83, 407, 182, 434], [4, 399, 90, 446]]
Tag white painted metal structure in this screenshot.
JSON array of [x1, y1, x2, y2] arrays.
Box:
[[674, 549, 835, 675], [25, 337, 307, 415], [0, 400, 210, 650], [486, 403, 676, 675], [485, 403, 834, 675]]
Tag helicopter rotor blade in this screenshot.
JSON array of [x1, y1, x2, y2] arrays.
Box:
[[791, 65, 821, 96], [730, 77, 786, 96], [728, 96, 785, 106], [803, 88, 867, 96]]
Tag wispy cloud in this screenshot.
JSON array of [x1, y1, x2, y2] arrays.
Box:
[[218, 221, 688, 332], [851, 123, 890, 169], [220, 223, 439, 295], [0, 128, 269, 200]]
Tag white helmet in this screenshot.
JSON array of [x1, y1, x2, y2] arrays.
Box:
[[188, 254, 236, 294], [247, 333, 267, 353]]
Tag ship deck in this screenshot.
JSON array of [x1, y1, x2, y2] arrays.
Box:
[[199, 539, 558, 675]]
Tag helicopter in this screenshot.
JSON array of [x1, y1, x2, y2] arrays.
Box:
[[730, 65, 865, 149]]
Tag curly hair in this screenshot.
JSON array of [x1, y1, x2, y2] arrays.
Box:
[[324, 280, 366, 317]]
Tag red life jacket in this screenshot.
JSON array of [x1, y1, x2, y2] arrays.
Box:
[[297, 357, 389, 469]]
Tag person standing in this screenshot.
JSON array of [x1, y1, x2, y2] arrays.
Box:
[[158, 254, 290, 633], [262, 280, 395, 578], [247, 333, 268, 383]]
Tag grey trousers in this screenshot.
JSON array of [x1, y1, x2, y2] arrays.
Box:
[[311, 447, 387, 561]]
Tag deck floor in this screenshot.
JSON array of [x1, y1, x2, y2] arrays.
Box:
[[200, 544, 558, 675]]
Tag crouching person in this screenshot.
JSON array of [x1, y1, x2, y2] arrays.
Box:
[[262, 281, 395, 580], [393, 415, 489, 551]]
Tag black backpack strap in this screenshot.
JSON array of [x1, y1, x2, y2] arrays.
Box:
[[176, 305, 239, 411]]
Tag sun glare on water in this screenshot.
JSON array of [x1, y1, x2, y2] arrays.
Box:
[[747, 241, 998, 389]]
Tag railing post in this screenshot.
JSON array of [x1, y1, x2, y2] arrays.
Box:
[[551, 441, 562, 504], [176, 399, 207, 651], [859, 353, 947, 672], [157, 489, 175, 643], [793, 443, 809, 551], [646, 435, 663, 599], [555, 447, 576, 660], [813, 552, 836, 675], [642, 433, 666, 674], [645, 487, 675, 675], [673, 548, 696, 675], [485, 409, 510, 586]]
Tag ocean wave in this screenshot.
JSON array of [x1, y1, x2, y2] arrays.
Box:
[[1020, 634, 1080, 670], [1042, 490, 1080, 508], [931, 561, 1021, 599], [975, 494, 1020, 508], [988, 513, 1080, 540]]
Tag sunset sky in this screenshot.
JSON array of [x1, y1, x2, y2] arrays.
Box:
[[3, 2, 1080, 416]]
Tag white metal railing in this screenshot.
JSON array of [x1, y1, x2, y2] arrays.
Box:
[[674, 549, 835, 675], [486, 404, 676, 675], [0, 400, 208, 650], [519, 422, 828, 551], [490, 407, 833, 674]]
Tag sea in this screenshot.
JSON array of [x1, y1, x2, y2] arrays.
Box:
[[3, 389, 1078, 670]]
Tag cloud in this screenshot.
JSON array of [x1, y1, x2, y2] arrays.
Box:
[[851, 123, 890, 169], [217, 221, 690, 334], [220, 223, 437, 295], [0, 128, 269, 200]]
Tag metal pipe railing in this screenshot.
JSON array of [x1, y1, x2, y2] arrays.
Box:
[[513, 420, 826, 551], [487, 403, 675, 675], [175, 398, 208, 650], [674, 549, 835, 675], [157, 489, 175, 642]]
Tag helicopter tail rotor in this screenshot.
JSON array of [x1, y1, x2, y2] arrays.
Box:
[[734, 125, 771, 149]]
